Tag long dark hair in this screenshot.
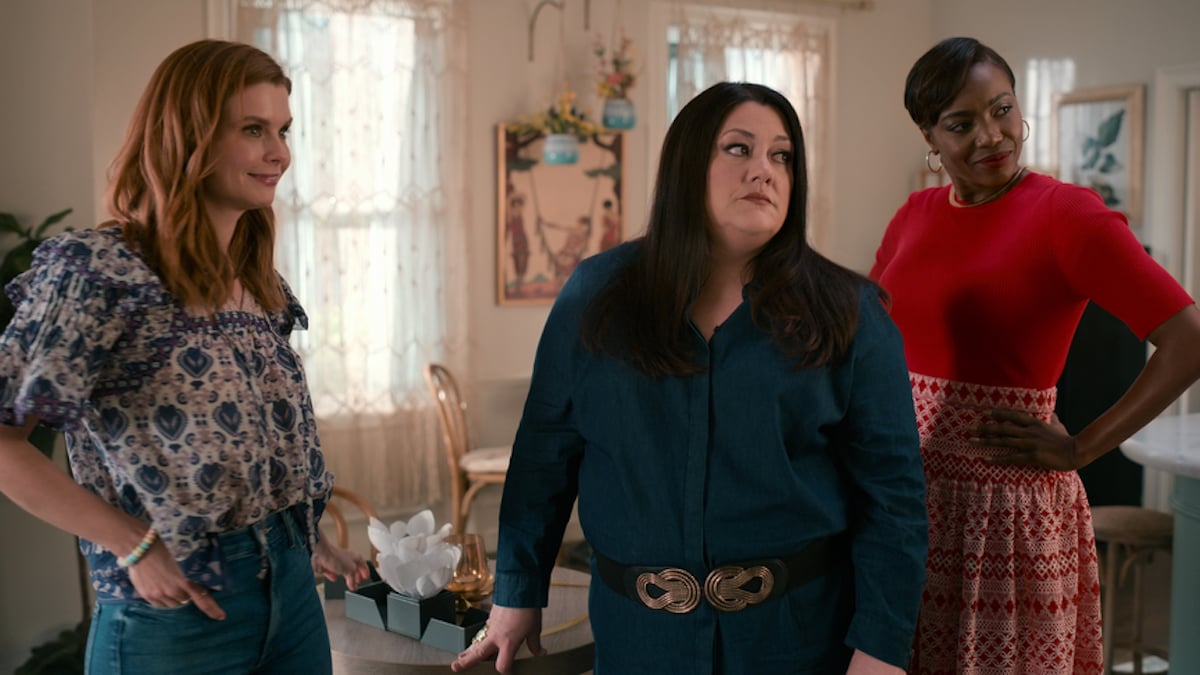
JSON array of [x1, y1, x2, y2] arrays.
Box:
[[580, 82, 875, 377], [904, 36, 1016, 130]]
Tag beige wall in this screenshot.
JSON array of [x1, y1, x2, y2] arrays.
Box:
[[90, 0, 209, 219], [0, 1, 205, 670], [827, 0, 933, 273], [4, 0, 1200, 668], [0, 0, 96, 228], [0, 2, 95, 670]]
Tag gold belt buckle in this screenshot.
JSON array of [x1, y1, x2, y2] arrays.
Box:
[[635, 567, 701, 613], [634, 564, 775, 613], [703, 564, 775, 612]]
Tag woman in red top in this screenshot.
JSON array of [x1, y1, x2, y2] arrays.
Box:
[[871, 36, 1200, 674]]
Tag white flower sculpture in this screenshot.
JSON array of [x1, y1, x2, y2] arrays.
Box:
[[367, 509, 461, 600]]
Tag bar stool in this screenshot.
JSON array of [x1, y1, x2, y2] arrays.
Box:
[[1091, 505, 1173, 675]]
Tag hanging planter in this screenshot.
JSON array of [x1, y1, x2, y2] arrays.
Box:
[[511, 81, 598, 167], [542, 133, 581, 165], [594, 27, 638, 130], [601, 98, 636, 130]]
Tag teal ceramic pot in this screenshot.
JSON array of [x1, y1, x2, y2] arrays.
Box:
[[543, 133, 580, 165], [602, 98, 636, 129]]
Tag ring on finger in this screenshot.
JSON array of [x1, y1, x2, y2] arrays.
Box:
[[178, 598, 192, 607], [470, 623, 489, 646]]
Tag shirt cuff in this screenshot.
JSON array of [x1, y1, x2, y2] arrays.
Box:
[[492, 570, 550, 608]]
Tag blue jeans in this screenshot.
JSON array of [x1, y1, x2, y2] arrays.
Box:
[[85, 510, 331, 674]]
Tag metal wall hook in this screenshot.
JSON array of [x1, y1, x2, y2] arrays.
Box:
[[528, 0, 591, 62]]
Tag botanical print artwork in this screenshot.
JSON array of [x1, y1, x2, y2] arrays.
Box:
[[1059, 101, 1130, 212], [1054, 85, 1144, 230], [498, 126, 625, 305]]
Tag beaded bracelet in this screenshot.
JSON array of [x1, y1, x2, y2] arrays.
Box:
[[117, 528, 159, 568]]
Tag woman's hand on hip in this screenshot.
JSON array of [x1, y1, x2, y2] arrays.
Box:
[[975, 410, 1085, 470], [311, 537, 370, 591], [128, 541, 226, 620], [451, 605, 544, 673]]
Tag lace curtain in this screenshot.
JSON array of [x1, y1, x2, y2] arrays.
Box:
[[1023, 58, 1076, 171], [668, 4, 833, 250], [229, 0, 469, 512]]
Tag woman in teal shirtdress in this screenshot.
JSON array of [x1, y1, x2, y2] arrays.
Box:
[[454, 82, 928, 675]]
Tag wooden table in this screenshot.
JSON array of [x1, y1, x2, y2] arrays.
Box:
[[325, 566, 594, 674]]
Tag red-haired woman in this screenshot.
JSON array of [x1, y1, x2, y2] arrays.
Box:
[[0, 39, 368, 674]]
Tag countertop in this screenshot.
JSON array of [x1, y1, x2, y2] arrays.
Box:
[[1122, 412, 1200, 479]]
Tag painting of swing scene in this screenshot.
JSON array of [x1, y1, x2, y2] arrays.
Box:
[[497, 125, 625, 305]]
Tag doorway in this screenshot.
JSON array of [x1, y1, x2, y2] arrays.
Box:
[[1144, 64, 1200, 509], [1187, 88, 1200, 416]]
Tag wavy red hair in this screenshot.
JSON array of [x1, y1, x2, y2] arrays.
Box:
[[104, 39, 292, 313]]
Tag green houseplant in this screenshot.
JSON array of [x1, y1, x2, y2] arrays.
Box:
[[0, 208, 72, 458], [511, 81, 600, 139], [0, 209, 73, 329]]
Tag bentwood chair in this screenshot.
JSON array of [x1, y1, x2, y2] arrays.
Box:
[[423, 363, 512, 534], [324, 485, 381, 563]]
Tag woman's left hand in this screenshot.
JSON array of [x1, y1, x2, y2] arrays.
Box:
[[311, 537, 370, 591], [974, 410, 1085, 470]]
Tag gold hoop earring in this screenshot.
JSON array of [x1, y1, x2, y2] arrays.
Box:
[[1022, 119, 1030, 142], [925, 150, 943, 173]]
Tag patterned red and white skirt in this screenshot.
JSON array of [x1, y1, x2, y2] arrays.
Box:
[[908, 373, 1103, 675]]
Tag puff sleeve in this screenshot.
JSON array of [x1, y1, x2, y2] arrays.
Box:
[[0, 231, 152, 431]]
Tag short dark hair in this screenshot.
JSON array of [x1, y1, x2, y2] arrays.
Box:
[[904, 36, 1016, 129], [582, 82, 874, 376]]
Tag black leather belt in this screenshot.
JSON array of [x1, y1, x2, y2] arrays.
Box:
[[594, 534, 842, 613]]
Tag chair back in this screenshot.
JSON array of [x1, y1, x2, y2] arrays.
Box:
[[424, 363, 471, 473], [324, 485, 380, 563]]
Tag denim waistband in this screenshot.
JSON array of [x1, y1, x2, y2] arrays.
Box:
[[93, 508, 309, 604], [215, 508, 303, 562]]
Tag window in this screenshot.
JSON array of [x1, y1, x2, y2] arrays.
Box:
[[231, 0, 468, 510], [1024, 58, 1076, 171], [650, 3, 834, 247]]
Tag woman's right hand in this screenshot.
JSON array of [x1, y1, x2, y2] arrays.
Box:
[[450, 605, 544, 673], [0, 418, 221, 621], [127, 541, 226, 620]]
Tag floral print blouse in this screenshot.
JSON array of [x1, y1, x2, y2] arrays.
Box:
[[0, 228, 331, 601]]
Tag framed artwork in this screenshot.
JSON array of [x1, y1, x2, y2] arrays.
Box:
[[1052, 84, 1145, 229], [496, 126, 625, 305]]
